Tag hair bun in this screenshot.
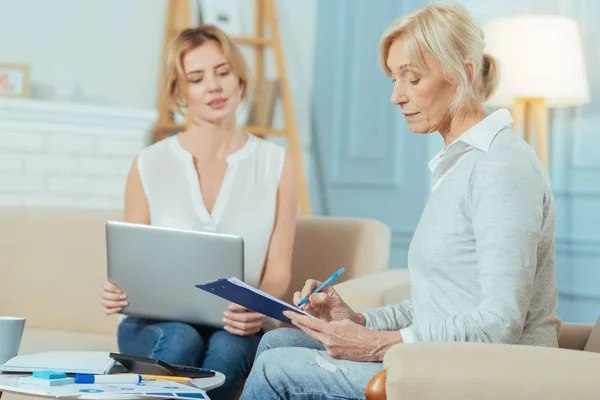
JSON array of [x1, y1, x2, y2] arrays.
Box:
[[481, 53, 500, 100]]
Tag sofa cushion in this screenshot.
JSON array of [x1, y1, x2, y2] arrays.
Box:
[[334, 269, 411, 312], [19, 328, 117, 354], [285, 216, 391, 304], [584, 316, 600, 353], [0, 207, 122, 335]]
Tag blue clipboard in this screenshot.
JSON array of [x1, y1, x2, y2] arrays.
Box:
[[195, 278, 312, 324]]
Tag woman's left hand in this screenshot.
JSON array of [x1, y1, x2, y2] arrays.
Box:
[[223, 303, 265, 336], [283, 311, 403, 362]]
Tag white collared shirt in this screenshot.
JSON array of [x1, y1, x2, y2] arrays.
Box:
[[428, 109, 513, 193]]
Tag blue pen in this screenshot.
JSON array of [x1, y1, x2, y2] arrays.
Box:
[[297, 267, 346, 307], [75, 373, 142, 384]]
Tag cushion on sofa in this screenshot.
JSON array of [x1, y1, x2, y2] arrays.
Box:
[[19, 328, 117, 353]]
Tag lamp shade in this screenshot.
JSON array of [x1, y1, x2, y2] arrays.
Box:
[[483, 15, 590, 108]]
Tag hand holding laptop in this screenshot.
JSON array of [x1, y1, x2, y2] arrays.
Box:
[[101, 277, 263, 337], [100, 280, 129, 315]]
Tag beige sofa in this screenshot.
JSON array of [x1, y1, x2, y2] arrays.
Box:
[[0, 207, 407, 398], [365, 314, 600, 399]]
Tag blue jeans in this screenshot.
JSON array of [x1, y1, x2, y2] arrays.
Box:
[[240, 328, 384, 400], [118, 317, 262, 400]]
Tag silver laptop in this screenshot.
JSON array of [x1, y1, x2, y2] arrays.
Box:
[[106, 221, 244, 328]]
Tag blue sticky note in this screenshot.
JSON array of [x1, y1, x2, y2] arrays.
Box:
[[32, 370, 67, 380]]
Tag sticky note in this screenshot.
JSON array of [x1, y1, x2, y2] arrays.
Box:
[[19, 376, 75, 386], [32, 370, 67, 380]]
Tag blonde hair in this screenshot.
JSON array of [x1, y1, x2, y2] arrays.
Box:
[[379, 3, 499, 112], [164, 24, 251, 114]]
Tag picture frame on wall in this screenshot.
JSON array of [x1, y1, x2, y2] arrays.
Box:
[[199, 0, 241, 35], [0, 63, 30, 98]]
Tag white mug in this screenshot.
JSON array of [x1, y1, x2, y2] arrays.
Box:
[[0, 316, 25, 365]]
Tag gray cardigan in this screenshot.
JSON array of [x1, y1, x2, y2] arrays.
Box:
[[363, 113, 560, 346]]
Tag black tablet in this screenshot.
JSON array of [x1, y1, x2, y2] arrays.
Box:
[[109, 353, 215, 379]]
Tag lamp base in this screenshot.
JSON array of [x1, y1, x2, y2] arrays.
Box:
[[512, 97, 549, 171]]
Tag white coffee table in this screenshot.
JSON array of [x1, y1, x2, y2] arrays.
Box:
[[0, 372, 225, 399]]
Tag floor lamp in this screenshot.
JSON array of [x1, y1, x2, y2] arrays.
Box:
[[483, 16, 590, 171]]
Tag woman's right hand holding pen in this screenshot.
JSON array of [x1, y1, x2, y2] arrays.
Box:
[[293, 280, 365, 325]]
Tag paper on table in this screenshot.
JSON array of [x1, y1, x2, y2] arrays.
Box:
[[0, 351, 116, 374], [1, 374, 209, 399], [48, 380, 208, 399], [228, 278, 317, 319]]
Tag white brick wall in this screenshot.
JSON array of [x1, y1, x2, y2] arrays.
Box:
[[47, 176, 93, 195], [0, 193, 21, 206], [0, 173, 45, 192], [0, 133, 142, 209], [24, 154, 76, 174], [96, 137, 146, 156], [75, 156, 132, 176], [0, 153, 23, 172], [45, 134, 94, 155], [0, 98, 157, 210], [0, 132, 43, 151]]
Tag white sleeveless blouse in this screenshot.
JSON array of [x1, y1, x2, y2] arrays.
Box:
[[137, 133, 285, 287]]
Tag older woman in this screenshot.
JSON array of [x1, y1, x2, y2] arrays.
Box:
[[240, 3, 560, 399]]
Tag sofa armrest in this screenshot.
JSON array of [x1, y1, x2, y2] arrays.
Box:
[[365, 370, 387, 400], [333, 269, 410, 313], [559, 322, 594, 350], [381, 342, 600, 400]]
